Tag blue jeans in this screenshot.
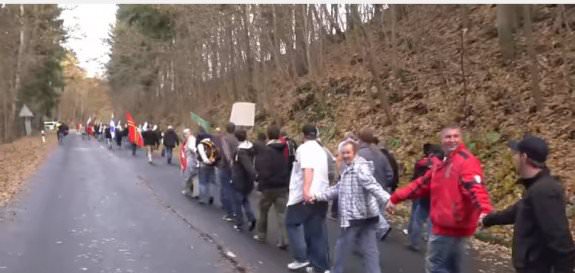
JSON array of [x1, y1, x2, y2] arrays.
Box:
[[333, 222, 380, 273], [165, 147, 173, 164], [426, 234, 467, 273], [216, 167, 234, 217], [408, 199, 431, 248], [232, 190, 255, 227], [198, 166, 215, 204], [285, 202, 330, 272]]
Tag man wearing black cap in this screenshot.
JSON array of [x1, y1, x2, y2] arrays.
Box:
[[285, 124, 330, 273], [482, 135, 575, 273]]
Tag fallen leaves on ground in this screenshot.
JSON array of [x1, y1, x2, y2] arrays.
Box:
[[0, 135, 56, 206]]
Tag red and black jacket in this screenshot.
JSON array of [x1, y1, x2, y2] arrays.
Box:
[[391, 144, 493, 237]]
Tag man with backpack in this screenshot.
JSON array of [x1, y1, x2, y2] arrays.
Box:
[[405, 143, 443, 252], [279, 131, 298, 172], [196, 127, 219, 205], [254, 125, 290, 249], [373, 137, 400, 193]]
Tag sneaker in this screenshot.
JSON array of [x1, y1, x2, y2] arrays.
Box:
[[287, 261, 310, 270], [181, 190, 189, 196], [276, 243, 288, 250], [253, 235, 265, 242], [406, 244, 420, 252], [222, 215, 234, 222], [233, 225, 243, 232], [208, 197, 214, 205]]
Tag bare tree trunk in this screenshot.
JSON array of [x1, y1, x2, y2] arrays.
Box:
[[242, 5, 256, 101], [352, 12, 393, 125], [460, 5, 471, 119], [226, 13, 238, 100], [390, 5, 400, 78], [321, 4, 343, 38], [523, 5, 543, 111], [303, 5, 313, 77], [559, 5, 574, 97], [271, 5, 282, 73], [6, 5, 27, 140], [497, 4, 519, 61], [294, 4, 308, 76]]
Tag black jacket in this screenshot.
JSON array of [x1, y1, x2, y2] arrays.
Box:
[[483, 169, 575, 272], [163, 129, 179, 148], [255, 141, 290, 191], [104, 127, 112, 139], [142, 130, 159, 146], [232, 141, 257, 195]]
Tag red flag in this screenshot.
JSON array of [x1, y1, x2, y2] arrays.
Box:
[[125, 112, 143, 147], [179, 140, 187, 171]]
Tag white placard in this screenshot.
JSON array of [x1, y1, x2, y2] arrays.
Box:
[[230, 102, 256, 127]]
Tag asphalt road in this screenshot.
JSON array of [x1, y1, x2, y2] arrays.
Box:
[[0, 135, 513, 273]]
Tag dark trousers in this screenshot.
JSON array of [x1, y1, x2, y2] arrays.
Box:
[[131, 143, 137, 156], [216, 167, 235, 217], [233, 190, 255, 227], [407, 199, 430, 248], [330, 197, 339, 217], [256, 188, 288, 244], [286, 201, 330, 272], [165, 146, 173, 164]]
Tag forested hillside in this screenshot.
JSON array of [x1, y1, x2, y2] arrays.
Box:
[[0, 5, 67, 142], [107, 4, 575, 244]]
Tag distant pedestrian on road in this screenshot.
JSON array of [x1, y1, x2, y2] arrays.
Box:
[[285, 124, 330, 273], [481, 135, 575, 273], [314, 140, 390, 273], [253, 125, 289, 249], [231, 129, 257, 232], [387, 125, 493, 273], [115, 124, 124, 149], [163, 125, 180, 165], [104, 125, 113, 149], [196, 127, 218, 205], [142, 124, 160, 164]]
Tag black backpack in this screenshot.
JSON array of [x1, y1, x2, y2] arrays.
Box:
[[380, 148, 399, 192]]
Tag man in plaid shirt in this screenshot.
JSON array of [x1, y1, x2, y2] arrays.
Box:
[[314, 140, 390, 273]]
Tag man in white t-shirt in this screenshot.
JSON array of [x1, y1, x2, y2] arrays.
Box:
[[285, 124, 330, 273]]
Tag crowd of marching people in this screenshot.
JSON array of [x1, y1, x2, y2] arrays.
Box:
[[77, 116, 574, 273]]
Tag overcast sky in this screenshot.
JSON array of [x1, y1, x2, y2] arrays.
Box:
[[59, 4, 118, 78]]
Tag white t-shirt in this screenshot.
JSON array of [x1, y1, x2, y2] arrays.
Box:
[[287, 140, 329, 206]]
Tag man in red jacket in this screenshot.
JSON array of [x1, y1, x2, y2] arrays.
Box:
[[387, 126, 493, 273]]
